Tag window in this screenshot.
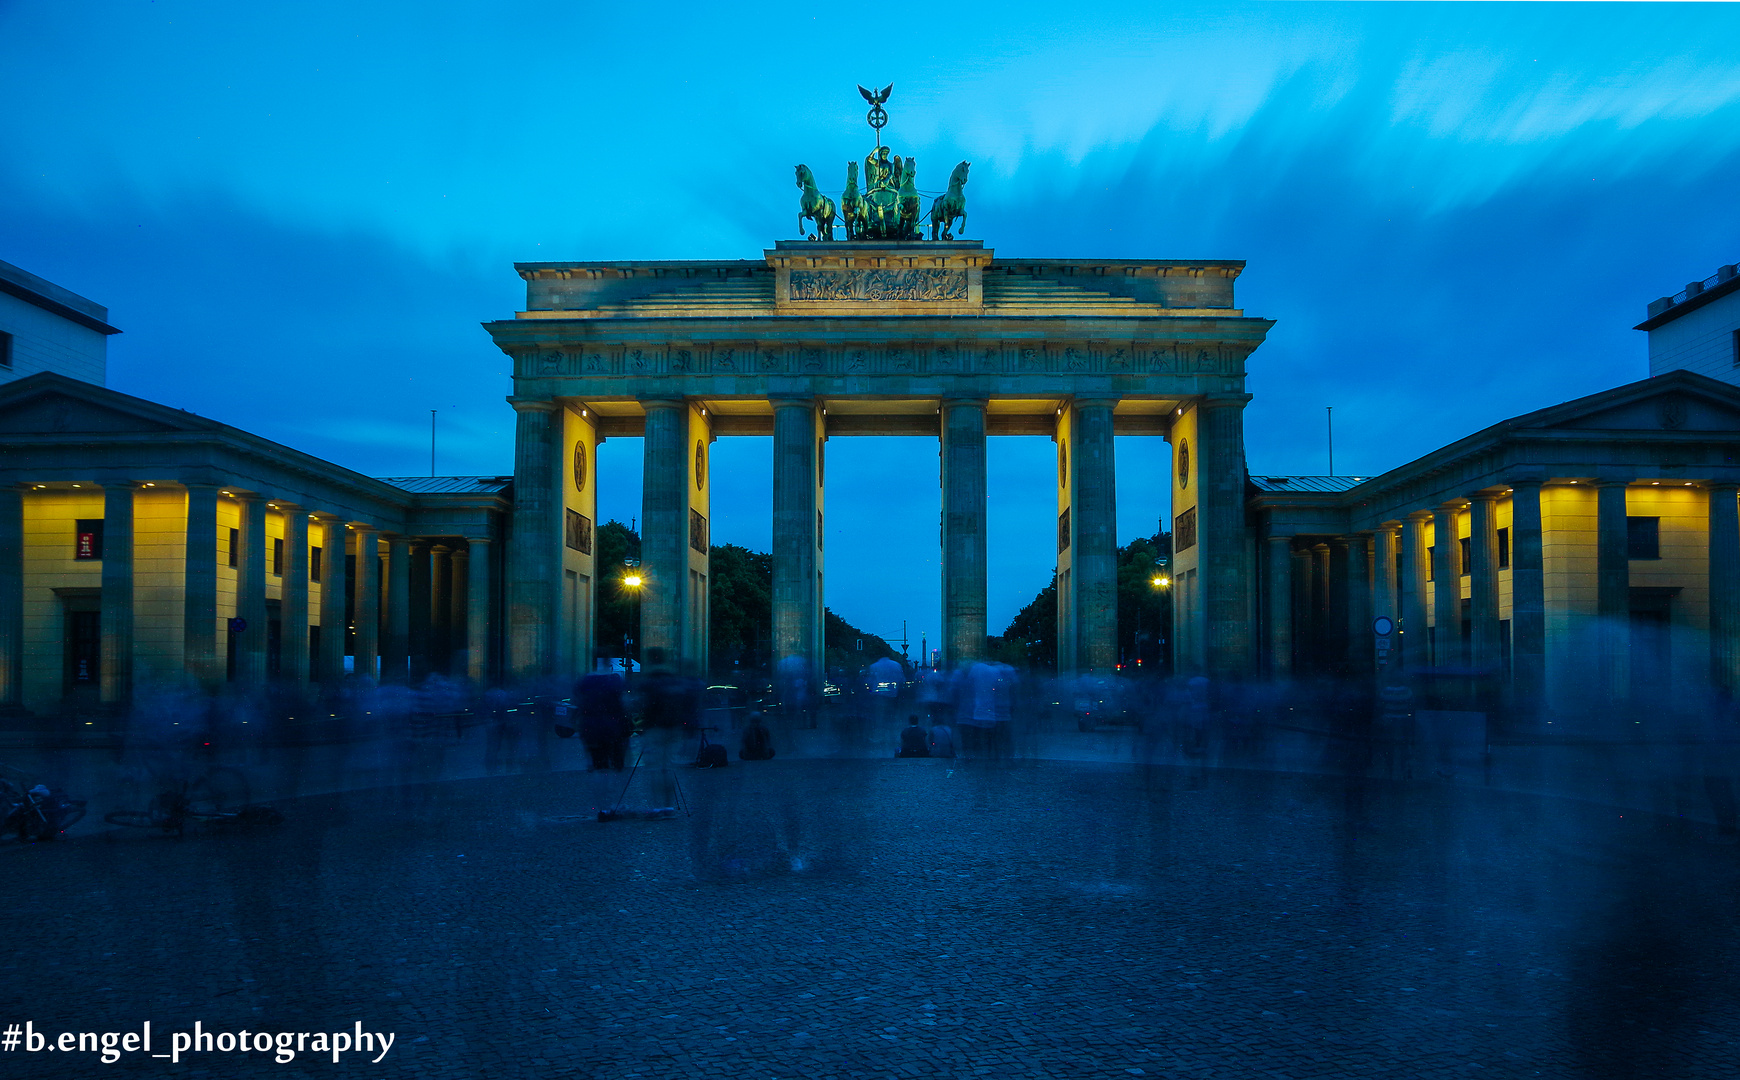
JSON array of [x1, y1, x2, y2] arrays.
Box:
[[227, 527, 239, 568], [1426, 545, 1434, 581], [0, 330, 12, 369], [74, 519, 103, 560], [1458, 537, 1471, 576], [310, 546, 322, 583], [565, 509, 593, 555], [272, 537, 284, 577], [1627, 516, 1661, 560], [1497, 528, 1510, 569]]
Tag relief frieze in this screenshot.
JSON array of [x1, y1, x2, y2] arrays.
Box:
[[788, 268, 968, 302]]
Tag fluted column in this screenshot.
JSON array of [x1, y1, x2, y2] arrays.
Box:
[[1310, 543, 1331, 670], [1198, 393, 1252, 678], [314, 516, 348, 685], [1709, 484, 1740, 695], [942, 399, 989, 667], [430, 544, 453, 675], [1432, 505, 1463, 667], [183, 484, 222, 689], [1509, 480, 1547, 711], [1401, 511, 1432, 671], [1345, 534, 1372, 673], [232, 494, 269, 686], [772, 397, 822, 677], [1265, 535, 1293, 677], [279, 504, 310, 690], [409, 540, 432, 680], [1072, 398, 1119, 673], [465, 537, 492, 685], [1596, 480, 1631, 701], [98, 481, 137, 704], [641, 399, 687, 666], [1468, 492, 1502, 672], [450, 546, 469, 676], [382, 535, 411, 684], [1374, 525, 1399, 671], [0, 486, 22, 709], [506, 399, 561, 680], [352, 526, 379, 681], [1328, 538, 1351, 669]]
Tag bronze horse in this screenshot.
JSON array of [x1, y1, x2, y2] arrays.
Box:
[[795, 164, 837, 241], [929, 161, 970, 241], [897, 157, 921, 241], [840, 160, 868, 241]]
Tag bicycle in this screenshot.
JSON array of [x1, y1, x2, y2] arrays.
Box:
[[0, 776, 87, 843], [104, 768, 281, 838]]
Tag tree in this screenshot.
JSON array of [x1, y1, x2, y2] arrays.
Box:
[[595, 520, 642, 661], [708, 543, 772, 676], [996, 532, 1174, 674], [824, 608, 899, 677]]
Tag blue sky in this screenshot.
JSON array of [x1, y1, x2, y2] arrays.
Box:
[[5, 1, 1740, 644]]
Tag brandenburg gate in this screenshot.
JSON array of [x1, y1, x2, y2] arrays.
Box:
[[483, 240, 1274, 682]]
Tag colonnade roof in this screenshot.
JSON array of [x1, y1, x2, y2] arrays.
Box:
[[1249, 370, 1740, 536]]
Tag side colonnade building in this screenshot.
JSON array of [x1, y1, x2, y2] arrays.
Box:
[[1251, 371, 1740, 717], [482, 241, 1275, 684], [0, 373, 509, 717]]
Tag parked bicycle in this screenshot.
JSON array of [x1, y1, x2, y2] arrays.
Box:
[[0, 775, 87, 843], [104, 768, 282, 838]]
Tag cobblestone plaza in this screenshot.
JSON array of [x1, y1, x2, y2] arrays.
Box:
[[7, 749, 1740, 1079]]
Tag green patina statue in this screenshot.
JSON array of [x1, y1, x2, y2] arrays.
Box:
[[841, 160, 867, 241], [795, 164, 837, 241], [929, 161, 970, 240], [791, 86, 970, 242]]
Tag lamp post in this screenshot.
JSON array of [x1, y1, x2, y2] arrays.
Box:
[[622, 564, 643, 672]]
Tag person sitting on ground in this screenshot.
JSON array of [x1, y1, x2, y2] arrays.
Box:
[[739, 710, 776, 760], [897, 715, 931, 758]]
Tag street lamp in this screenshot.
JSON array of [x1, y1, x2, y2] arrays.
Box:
[[622, 569, 643, 671], [1151, 574, 1170, 589]]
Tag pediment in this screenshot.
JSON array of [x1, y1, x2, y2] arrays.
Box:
[[0, 390, 187, 436], [1532, 384, 1740, 435]]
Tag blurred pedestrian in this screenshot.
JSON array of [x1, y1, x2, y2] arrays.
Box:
[[739, 710, 776, 761], [896, 715, 931, 758], [575, 670, 630, 771]]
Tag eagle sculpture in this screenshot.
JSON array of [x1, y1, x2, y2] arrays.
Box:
[[857, 83, 892, 106]]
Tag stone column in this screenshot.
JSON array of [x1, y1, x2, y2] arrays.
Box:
[[314, 516, 348, 686], [1198, 394, 1253, 678], [1328, 538, 1351, 668], [1265, 535, 1293, 677], [450, 546, 469, 677], [1401, 511, 1432, 671], [409, 540, 432, 680], [430, 544, 453, 675], [1596, 480, 1631, 700], [183, 484, 222, 689], [1373, 526, 1399, 627], [465, 537, 492, 685], [641, 399, 688, 666], [1432, 505, 1463, 666], [1345, 534, 1372, 672], [1310, 543, 1331, 670], [1468, 492, 1502, 672], [1290, 546, 1311, 673], [1072, 398, 1119, 673], [279, 504, 310, 690], [1509, 480, 1547, 712], [382, 535, 411, 684], [98, 481, 136, 705], [0, 486, 22, 709], [772, 398, 822, 677], [232, 494, 269, 686], [1709, 484, 1740, 695], [941, 399, 989, 668], [352, 526, 379, 681], [506, 399, 561, 680]]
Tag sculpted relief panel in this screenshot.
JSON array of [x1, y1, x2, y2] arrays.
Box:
[[789, 268, 968, 302]]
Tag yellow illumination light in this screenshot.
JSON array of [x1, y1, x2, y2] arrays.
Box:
[[624, 574, 644, 588]]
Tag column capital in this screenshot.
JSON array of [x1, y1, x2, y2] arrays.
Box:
[[1070, 396, 1120, 411], [1466, 490, 1501, 504], [1405, 509, 1434, 522], [431, 543, 453, 554], [264, 498, 302, 512], [1265, 533, 1293, 547], [1199, 392, 1254, 410], [507, 397, 559, 414], [1708, 482, 1740, 495], [767, 394, 819, 409], [462, 534, 492, 547], [941, 396, 990, 408], [636, 395, 687, 411], [1593, 478, 1633, 489], [1505, 478, 1545, 493]]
